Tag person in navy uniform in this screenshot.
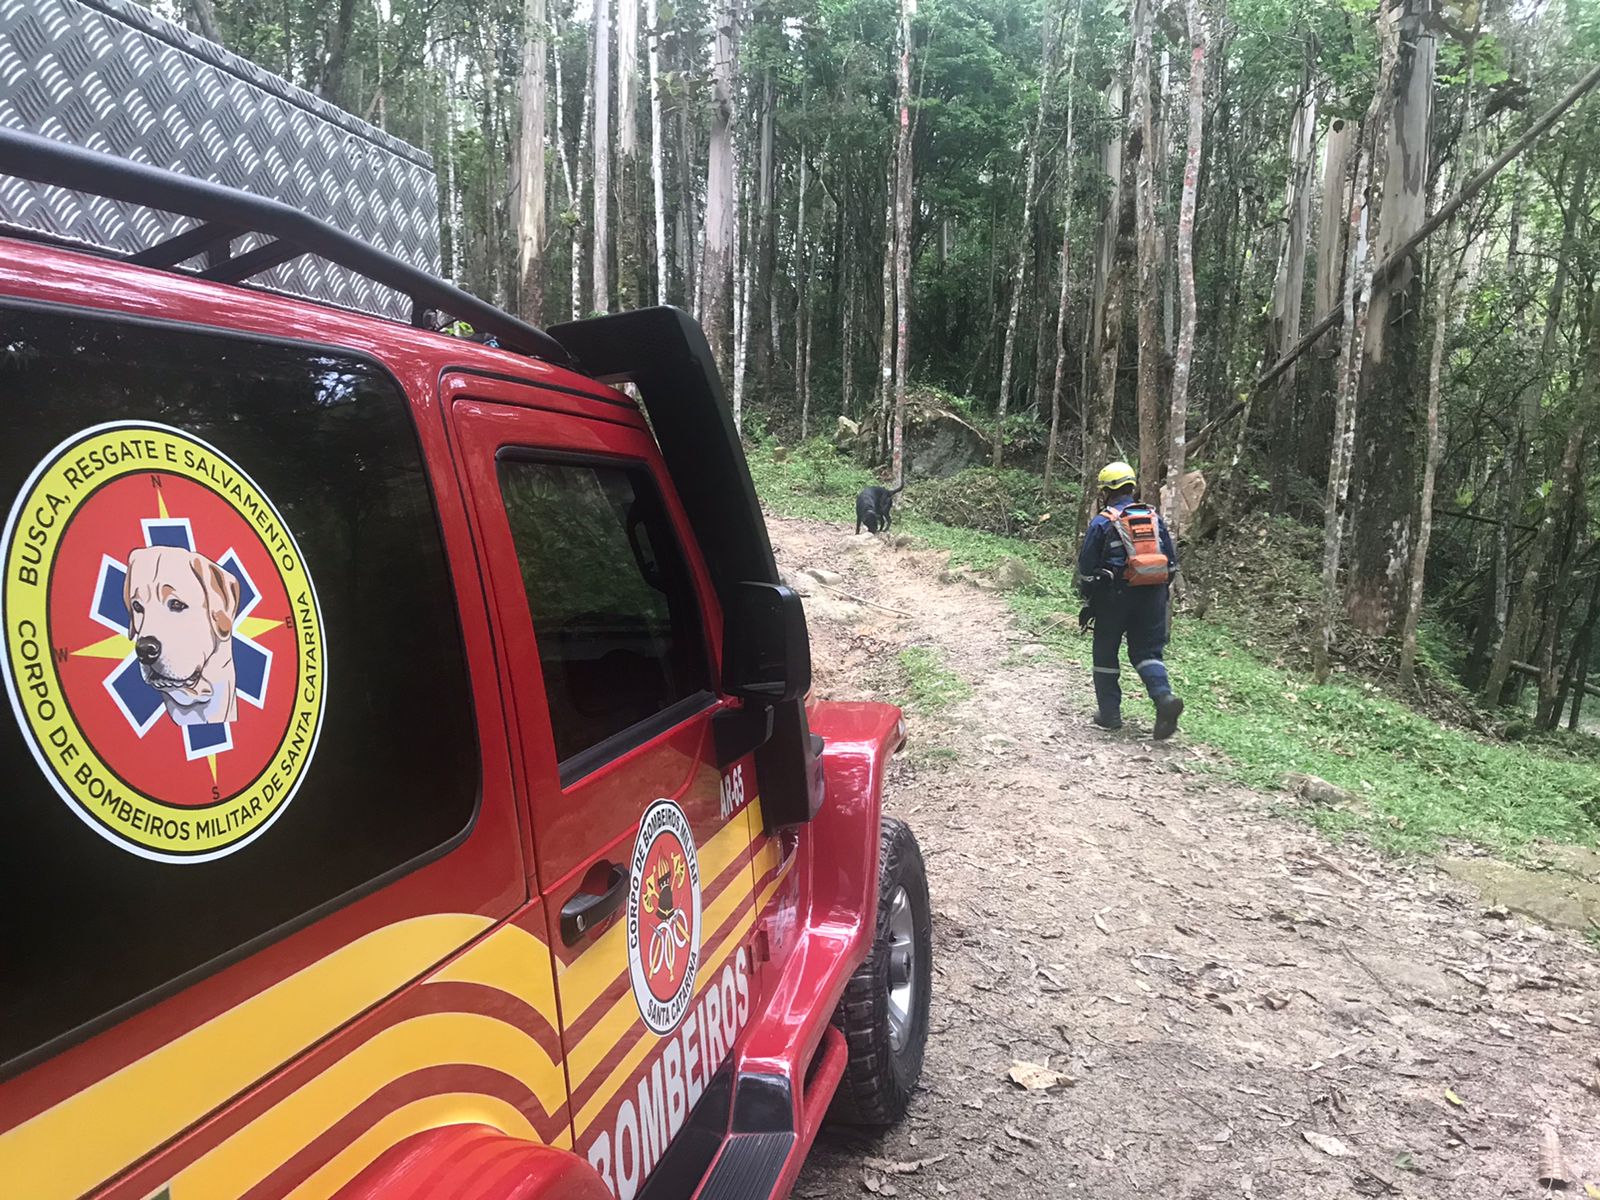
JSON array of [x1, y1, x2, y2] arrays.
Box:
[[1077, 461, 1184, 738]]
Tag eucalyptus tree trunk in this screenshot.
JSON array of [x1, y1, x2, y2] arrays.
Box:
[[1131, 0, 1163, 499], [1266, 54, 1316, 510], [733, 143, 752, 429], [754, 72, 777, 397], [698, 0, 737, 372], [1088, 76, 1126, 389], [995, 15, 1054, 467], [1396, 241, 1462, 690], [515, 0, 548, 324], [877, 157, 895, 460], [591, 0, 612, 314], [891, 0, 916, 485], [1484, 288, 1600, 706], [646, 0, 667, 302], [1312, 118, 1354, 325], [1159, 0, 1204, 537], [1081, 129, 1137, 533], [1314, 4, 1398, 684], [567, 11, 595, 320], [797, 135, 812, 437], [1346, 0, 1436, 636], [1044, 0, 1084, 495]]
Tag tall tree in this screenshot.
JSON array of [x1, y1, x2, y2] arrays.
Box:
[[1131, 0, 1163, 499], [516, 0, 549, 324], [1265, 46, 1316, 510], [1044, 0, 1085, 496], [592, 0, 613, 314], [1484, 287, 1600, 706], [995, 14, 1054, 468], [1345, 0, 1436, 635], [1314, 0, 1398, 684], [891, 0, 916, 485], [1159, 0, 1205, 537], [699, 0, 737, 371]]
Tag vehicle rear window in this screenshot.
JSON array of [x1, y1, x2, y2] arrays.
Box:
[[0, 307, 479, 1074], [497, 457, 711, 774]]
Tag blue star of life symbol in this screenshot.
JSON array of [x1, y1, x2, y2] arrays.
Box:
[[89, 514, 274, 762]]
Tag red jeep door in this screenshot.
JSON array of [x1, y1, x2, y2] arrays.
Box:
[[446, 377, 761, 1198]]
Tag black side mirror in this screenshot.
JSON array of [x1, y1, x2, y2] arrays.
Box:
[[722, 581, 812, 704]]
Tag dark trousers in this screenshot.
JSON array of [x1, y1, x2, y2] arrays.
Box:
[[1091, 585, 1173, 718]]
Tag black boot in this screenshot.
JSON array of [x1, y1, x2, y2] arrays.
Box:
[[1091, 712, 1123, 731], [1153, 693, 1184, 740]]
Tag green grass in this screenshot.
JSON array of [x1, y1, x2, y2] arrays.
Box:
[[896, 646, 973, 713], [749, 444, 1600, 858]]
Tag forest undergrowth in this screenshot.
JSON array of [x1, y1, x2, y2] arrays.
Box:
[[748, 438, 1600, 861]]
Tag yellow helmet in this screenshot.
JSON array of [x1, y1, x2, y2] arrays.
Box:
[[1098, 461, 1136, 490]]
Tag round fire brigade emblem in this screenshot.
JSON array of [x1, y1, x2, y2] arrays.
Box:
[[1, 422, 327, 863], [627, 799, 703, 1034]]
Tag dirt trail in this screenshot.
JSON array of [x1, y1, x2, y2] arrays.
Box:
[[771, 515, 1600, 1199]]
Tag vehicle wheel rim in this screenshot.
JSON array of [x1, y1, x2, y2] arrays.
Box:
[[886, 885, 916, 1054]]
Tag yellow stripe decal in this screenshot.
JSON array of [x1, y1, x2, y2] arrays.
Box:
[[0, 914, 492, 1200], [756, 856, 796, 915], [558, 817, 753, 1017], [175, 1011, 565, 1197], [566, 866, 753, 1086], [279, 1094, 540, 1200], [432, 922, 559, 1020], [573, 912, 754, 1135]]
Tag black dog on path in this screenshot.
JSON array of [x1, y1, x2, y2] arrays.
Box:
[[855, 483, 904, 534]]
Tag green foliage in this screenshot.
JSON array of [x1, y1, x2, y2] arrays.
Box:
[[912, 466, 1078, 539], [754, 450, 1600, 858], [896, 646, 973, 712]]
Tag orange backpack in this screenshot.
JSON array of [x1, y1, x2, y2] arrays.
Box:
[[1102, 503, 1171, 586]]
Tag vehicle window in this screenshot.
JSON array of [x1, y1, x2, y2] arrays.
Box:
[[497, 457, 711, 770], [0, 307, 479, 1075]]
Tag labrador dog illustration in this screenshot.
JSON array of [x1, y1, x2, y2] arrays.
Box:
[[855, 483, 903, 535], [124, 547, 241, 727]]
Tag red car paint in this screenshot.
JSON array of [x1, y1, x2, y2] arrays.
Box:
[[0, 236, 905, 1200]]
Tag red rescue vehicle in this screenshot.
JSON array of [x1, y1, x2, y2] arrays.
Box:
[[0, 127, 931, 1199]]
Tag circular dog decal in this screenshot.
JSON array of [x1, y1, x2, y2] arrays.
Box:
[[627, 799, 703, 1034], [1, 422, 326, 863]]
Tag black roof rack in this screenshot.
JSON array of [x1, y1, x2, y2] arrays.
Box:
[[0, 127, 574, 367]]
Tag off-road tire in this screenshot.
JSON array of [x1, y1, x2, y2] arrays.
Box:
[[828, 816, 932, 1125]]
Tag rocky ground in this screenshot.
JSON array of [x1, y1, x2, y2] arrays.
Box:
[[773, 514, 1600, 1199]]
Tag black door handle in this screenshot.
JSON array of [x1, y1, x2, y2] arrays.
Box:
[[561, 864, 629, 946]]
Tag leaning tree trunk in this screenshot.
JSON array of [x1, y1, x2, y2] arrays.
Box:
[[515, 0, 548, 324], [1345, 0, 1436, 636], [1131, 0, 1164, 499], [1483, 287, 1600, 706], [995, 15, 1054, 467], [891, 0, 916, 485], [698, 0, 737, 372], [1159, 0, 1205, 537]]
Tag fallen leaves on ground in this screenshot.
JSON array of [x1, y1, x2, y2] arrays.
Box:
[[1007, 1061, 1075, 1090], [1538, 1125, 1572, 1189], [862, 1155, 948, 1175], [1303, 1130, 1354, 1157]]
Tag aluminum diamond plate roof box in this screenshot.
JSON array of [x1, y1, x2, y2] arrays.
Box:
[[0, 0, 440, 320]]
